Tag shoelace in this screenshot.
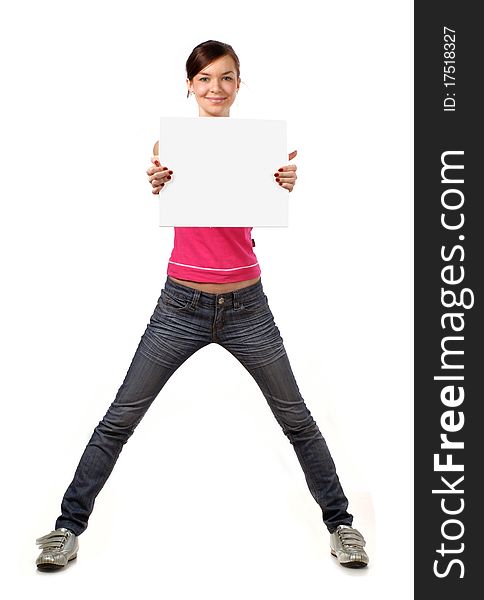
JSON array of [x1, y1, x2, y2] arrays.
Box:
[[36, 530, 70, 550], [337, 527, 366, 549]]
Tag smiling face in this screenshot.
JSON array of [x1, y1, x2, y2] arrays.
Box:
[[187, 54, 240, 117]]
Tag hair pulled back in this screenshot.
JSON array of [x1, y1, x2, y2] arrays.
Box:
[[186, 40, 240, 98]]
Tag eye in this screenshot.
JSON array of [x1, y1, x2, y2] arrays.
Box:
[[198, 76, 233, 82]]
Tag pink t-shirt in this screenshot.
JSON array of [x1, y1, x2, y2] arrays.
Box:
[[166, 227, 261, 283]]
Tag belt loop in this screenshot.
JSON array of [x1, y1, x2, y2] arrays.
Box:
[[232, 289, 240, 309], [190, 289, 201, 310]]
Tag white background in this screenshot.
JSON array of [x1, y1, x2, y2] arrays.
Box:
[[0, 1, 413, 598]]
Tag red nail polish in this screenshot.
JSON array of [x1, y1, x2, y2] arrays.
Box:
[[168, 170, 173, 174], [155, 161, 160, 166], [167, 175, 171, 180], [278, 168, 283, 172], [279, 182, 283, 186], [273, 173, 279, 177], [275, 177, 280, 182]]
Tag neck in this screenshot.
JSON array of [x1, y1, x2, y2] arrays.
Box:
[[198, 109, 231, 118]]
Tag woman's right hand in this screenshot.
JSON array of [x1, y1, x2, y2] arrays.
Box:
[[146, 155, 173, 195]]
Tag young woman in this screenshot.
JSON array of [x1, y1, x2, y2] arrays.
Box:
[[35, 40, 368, 571]]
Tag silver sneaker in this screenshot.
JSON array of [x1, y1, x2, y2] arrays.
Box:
[[35, 528, 79, 571], [330, 524, 369, 568]]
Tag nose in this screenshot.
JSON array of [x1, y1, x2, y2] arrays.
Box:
[[210, 80, 223, 93]]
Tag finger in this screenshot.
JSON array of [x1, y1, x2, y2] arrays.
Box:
[[148, 169, 173, 183], [275, 172, 296, 180], [274, 171, 297, 184], [275, 178, 295, 189], [275, 165, 297, 174], [150, 179, 169, 192], [276, 178, 293, 189], [288, 149, 298, 160], [151, 170, 173, 187], [278, 181, 292, 191], [146, 165, 164, 176], [150, 169, 170, 180], [148, 165, 170, 176]]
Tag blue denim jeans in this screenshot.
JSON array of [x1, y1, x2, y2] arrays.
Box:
[[55, 276, 353, 536]]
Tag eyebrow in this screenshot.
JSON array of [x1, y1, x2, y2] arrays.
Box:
[[198, 70, 235, 76]]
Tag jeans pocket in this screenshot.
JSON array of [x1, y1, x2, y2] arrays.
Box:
[[160, 289, 191, 311], [240, 293, 269, 314]]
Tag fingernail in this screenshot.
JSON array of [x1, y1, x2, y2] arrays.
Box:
[[168, 170, 173, 174], [273, 173, 279, 177], [278, 168, 283, 172], [155, 160, 160, 166], [167, 175, 171, 180], [279, 182, 283, 186], [275, 177, 280, 181]]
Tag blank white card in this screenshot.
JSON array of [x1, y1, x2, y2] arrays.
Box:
[[158, 117, 288, 227]]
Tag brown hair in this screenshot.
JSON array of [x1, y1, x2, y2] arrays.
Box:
[[186, 40, 241, 98]]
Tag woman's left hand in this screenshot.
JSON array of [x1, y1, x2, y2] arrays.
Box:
[[274, 150, 298, 192]]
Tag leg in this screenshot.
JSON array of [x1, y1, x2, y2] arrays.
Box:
[[55, 286, 210, 535], [242, 352, 353, 533], [218, 284, 353, 533]]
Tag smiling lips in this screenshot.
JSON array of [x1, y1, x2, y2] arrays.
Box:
[[206, 97, 226, 103]]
